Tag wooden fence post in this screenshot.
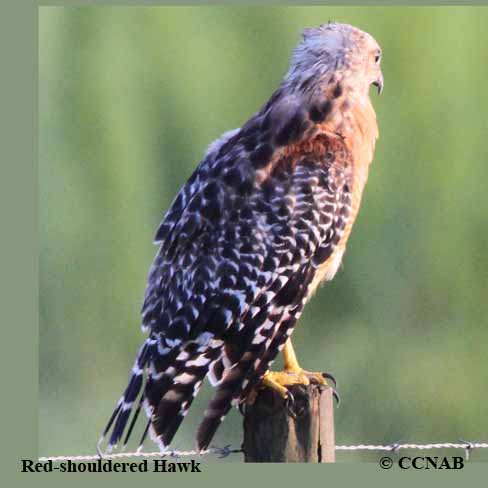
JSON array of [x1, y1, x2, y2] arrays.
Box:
[[242, 383, 335, 462]]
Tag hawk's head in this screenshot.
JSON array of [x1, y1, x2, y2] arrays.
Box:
[[286, 22, 383, 96]]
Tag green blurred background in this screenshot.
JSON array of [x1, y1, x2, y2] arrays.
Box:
[[39, 6, 488, 462]]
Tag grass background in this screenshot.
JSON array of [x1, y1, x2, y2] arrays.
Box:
[[39, 6, 488, 461]]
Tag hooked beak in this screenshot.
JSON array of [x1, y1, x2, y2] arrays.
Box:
[[372, 72, 384, 95]]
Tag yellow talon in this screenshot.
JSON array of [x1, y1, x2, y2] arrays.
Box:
[[261, 372, 294, 399], [255, 339, 329, 401]]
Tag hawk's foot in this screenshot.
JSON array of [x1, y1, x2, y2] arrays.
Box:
[[242, 368, 339, 417], [261, 368, 330, 399], [244, 339, 339, 408]]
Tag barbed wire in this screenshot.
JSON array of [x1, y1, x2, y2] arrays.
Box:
[[38, 446, 240, 463], [335, 441, 488, 461], [39, 441, 488, 463]]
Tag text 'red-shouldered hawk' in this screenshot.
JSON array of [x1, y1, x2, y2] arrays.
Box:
[[99, 22, 383, 453]]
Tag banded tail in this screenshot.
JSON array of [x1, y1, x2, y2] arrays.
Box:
[[98, 336, 223, 453]]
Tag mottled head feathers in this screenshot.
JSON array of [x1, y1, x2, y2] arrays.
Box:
[[286, 22, 383, 97]]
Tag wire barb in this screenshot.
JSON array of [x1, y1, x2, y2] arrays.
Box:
[[458, 439, 475, 461]]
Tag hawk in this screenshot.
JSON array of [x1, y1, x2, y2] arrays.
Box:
[[99, 22, 383, 453]]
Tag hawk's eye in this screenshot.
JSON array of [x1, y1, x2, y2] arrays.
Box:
[[374, 51, 382, 64]]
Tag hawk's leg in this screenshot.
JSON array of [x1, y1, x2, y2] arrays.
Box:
[[251, 339, 332, 403]]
